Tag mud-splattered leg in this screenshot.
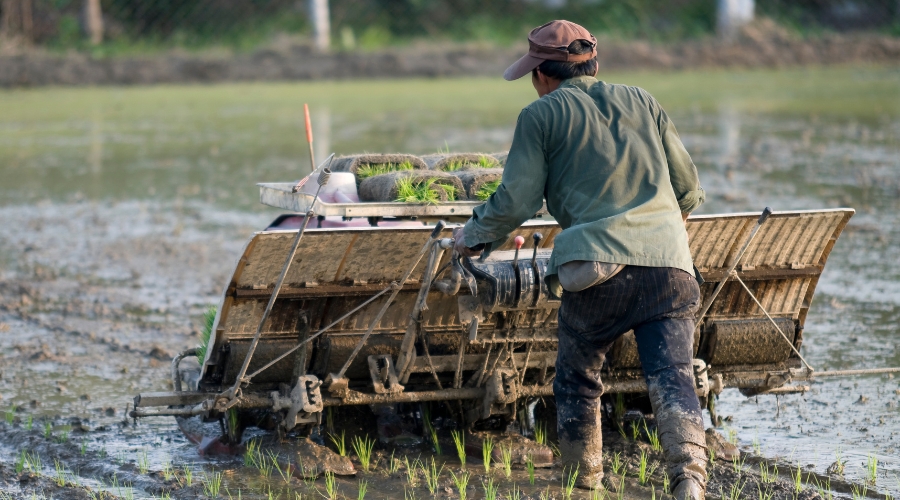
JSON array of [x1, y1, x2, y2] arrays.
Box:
[[553, 327, 611, 490], [635, 317, 708, 499]]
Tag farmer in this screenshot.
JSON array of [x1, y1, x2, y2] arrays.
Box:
[[453, 20, 708, 500]]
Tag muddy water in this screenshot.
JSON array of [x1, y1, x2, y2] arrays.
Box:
[[1, 66, 899, 498]]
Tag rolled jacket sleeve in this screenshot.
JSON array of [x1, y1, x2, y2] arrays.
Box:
[[650, 93, 705, 213], [463, 108, 548, 247]]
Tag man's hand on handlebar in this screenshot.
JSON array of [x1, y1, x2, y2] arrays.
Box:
[[453, 227, 484, 258]]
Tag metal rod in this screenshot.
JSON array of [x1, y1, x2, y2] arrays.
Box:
[[245, 287, 391, 380], [812, 367, 900, 377], [732, 272, 815, 372], [226, 159, 333, 398], [695, 207, 772, 324]]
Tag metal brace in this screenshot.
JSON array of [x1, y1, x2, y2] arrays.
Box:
[[368, 354, 404, 394], [271, 374, 323, 431], [482, 368, 519, 420]]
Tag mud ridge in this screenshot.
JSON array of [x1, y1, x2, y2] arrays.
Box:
[[2, 20, 900, 87]]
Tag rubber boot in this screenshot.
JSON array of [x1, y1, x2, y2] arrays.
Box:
[[556, 394, 604, 490], [647, 370, 708, 498]]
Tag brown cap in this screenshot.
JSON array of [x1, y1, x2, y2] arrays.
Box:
[[503, 20, 597, 81]]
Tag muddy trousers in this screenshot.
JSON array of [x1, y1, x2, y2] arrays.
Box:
[[554, 266, 708, 491]]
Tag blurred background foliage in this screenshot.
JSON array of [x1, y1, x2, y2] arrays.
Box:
[[2, 0, 899, 53]]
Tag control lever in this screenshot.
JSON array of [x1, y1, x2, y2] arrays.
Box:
[[512, 235, 525, 268], [531, 232, 543, 269]]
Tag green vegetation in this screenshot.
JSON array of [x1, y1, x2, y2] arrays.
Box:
[[202, 471, 223, 498], [867, 454, 878, 484], [445, 156, 497, 171], [562, 465, 579, 500], [476, 180, 502, 201], [421, 457, 443, 496], [404, 456, 420, 487], [395, 177, 457, 204], [449, 470, 470, 500], [533, 423, 546, 446], [610, 452, 625, 477], [526, 455, 535, 485], [357, 479, 368, 500], [196, 306, 217, 363], [482, 477, 499, 500], [244, 439, 261, 467], [643, 420, 662, 452], [482, 437, 494, 473], [137, 449, 150, 474], [637, 449, 658, 486], [499, 442, 513, 479], [357, 161, 415, 180], [322, 470, 339, 500], [351, 435, 376, 472], [451, 430, 466, 468], [4, 406, 15, 424], [329, 430, 347, 457]]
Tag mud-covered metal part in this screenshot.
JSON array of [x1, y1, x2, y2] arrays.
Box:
[[707, 318, 796, 365], [368, 354, 404, 394], [272, 374, 323, 430], [171, 348, 198, 392]]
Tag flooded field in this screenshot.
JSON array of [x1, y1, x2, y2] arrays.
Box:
[[1, 65, 899, 499]]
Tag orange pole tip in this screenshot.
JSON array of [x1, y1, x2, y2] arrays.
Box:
[[304, 103, 313, 143]]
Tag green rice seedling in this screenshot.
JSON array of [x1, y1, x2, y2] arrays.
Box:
[[616, 473, 627, 500], [257, 455, 274, 478], [449, 470, 470, 500], [811, 476, 833, 500], [396, 178, 443, 205], [610, 452, 625, 477], [637, 449, 658, 486], [539, 486, 551, 500], [793, 462, 804, 492], [54, 459, 66, 486], [499, 442, 513, 479], [757, 484, 774, 500], [329, 430, 347, 457], [507, 483, 522, 500], [533, 423, 546, 446], [405, 488, 417, 500], [831, 447, 846, 476], [196, 306, 217, 362], [202, 471, 223, 498], [451, 430, 466, 468], [708, 446, 716, 462], [482, 477, 499, 500], [589, 484, 607, 500], [425, 420, 442, 455], [851, 483, 868, 500], [421, 457, 443, 496], [662, 472, 670, 494], [162, 460, 174, 481], [727, 428, 738, 446], [25, 415, 32, 431], [630, 420, 640, 441], [352, 435, 376, 472], [243, 439, 260, 467], [477, 156, 496, 169], [562, 464, 579, 500], [403, 456, 420, 487], [475, 180, 501, 201], [321, 470, 339, 500], [79, 438, 88, 456], [643, 420, 662, 452], [482, 436, 494, 473], [549, 441, 561, 457], [4, 406, 16, 424], [867, 454, 878, 484], [56, 428, 70, 444], [526, 455, 535, 485], [732, 455, 746, 474], [752, 434, 762, 455], [43, 421, 52, 438], [268, 450, 291, 484], [759, 461, 777, 484], [25, 450, 42, 472], [357, 161, 415, 179], [183, 464, 194, 486], [720, 479, 744, 500], [386, 450, 400, 475], [15, 450, 26, 474], [357, 479, 368, 500], [138, 449, 150, 474]]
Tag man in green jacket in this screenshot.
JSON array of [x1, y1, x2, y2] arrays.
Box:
[[454, 20, 708, 499]]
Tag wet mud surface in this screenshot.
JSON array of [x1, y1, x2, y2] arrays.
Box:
[[1, 70, 899, 498]]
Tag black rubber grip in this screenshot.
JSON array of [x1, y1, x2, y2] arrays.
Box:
[[532, 232, 544, 244], [431, 220, 446, 238], [758, 207, 773, 225]]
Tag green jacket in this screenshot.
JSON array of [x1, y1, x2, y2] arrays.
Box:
[[463, 75, 704, 282]]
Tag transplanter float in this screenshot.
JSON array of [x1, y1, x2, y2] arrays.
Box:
[[130, 152, 892, 469]]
